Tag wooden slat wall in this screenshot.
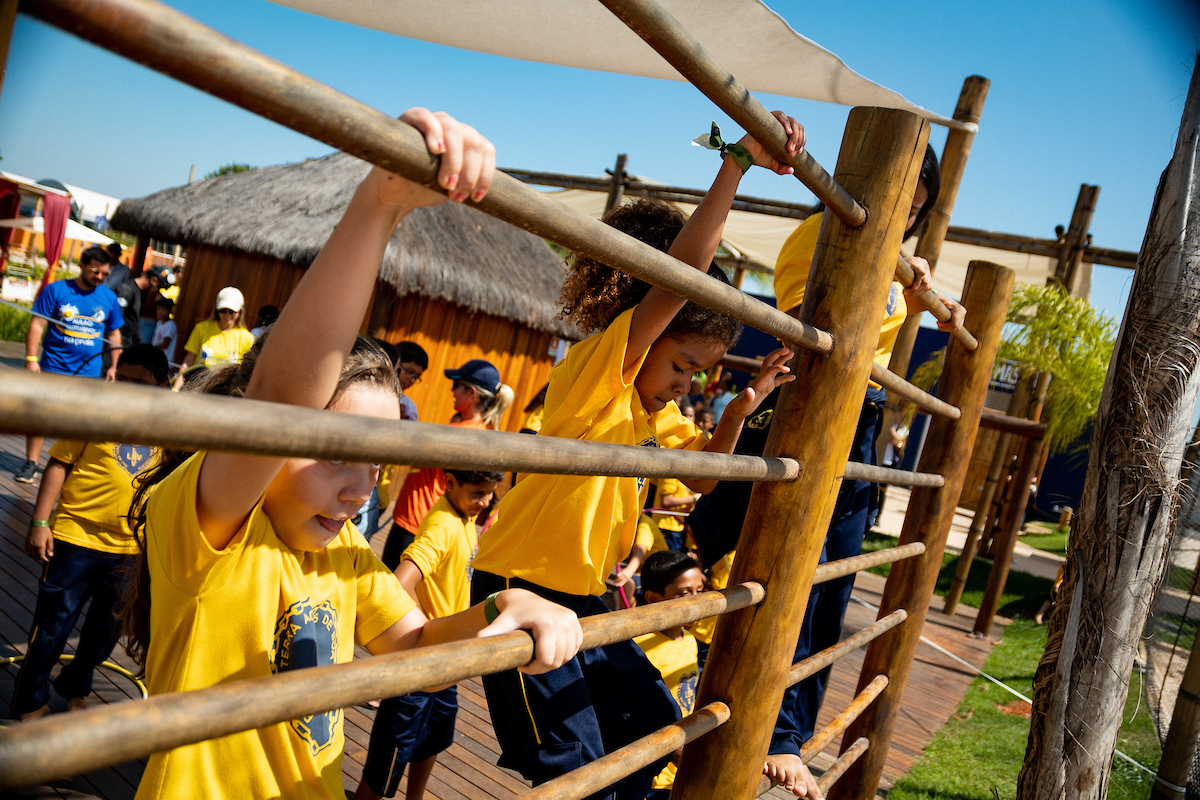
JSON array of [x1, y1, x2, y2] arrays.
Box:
[[171, 245, 557, 433], [371, 286, 557, 433], [169, 244, 304, 365]]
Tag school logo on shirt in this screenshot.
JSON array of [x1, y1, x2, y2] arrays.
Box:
[[747, 408, 773, 430], [676, 666, 699, 714], [113, 444, 156, 476], [636, 435, 660, 493], [885, 283, 901, 317], [53, 302, 106, 341], [272, 598, 341, 754]]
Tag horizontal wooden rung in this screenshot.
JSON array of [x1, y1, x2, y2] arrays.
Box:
[[522, 701, 730, 800], [787, 611, 907, 689], [800, 675, 889, 761], [0, 582, 763, 790], [812, 544, 926, 586], [0, 372, 799, 484]]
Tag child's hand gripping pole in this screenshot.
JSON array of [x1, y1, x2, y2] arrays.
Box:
[[477, 588, 584, 675]]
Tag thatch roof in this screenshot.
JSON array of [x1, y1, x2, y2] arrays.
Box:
[[111, 152, 576, 336]]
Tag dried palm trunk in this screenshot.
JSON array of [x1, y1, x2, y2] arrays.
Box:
[[1018, 54, 1200, 798]]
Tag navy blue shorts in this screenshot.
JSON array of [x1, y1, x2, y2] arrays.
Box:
[[471, 571, 680, 800], [361, 687, 458, 797]]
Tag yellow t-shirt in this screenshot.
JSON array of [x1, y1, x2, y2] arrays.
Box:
[[137, 453, 416, 800], [635, 630, 699, 791], [652, 477, 693, 533], [690, 551, 735, 646], [47, 439, 158, 555], [521, 406, 544, 433], [774, 211, 908, 373], [183, 319, 257, 369], [633, 513, 668, 558], [472, 307, 707, 596], [402, 495, 477, 620]]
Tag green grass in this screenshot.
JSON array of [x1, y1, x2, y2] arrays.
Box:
[[1017, 523, 1068, 558], [862, 531, 1053, 619], [885, 619, 1163, 800], [0, 300, 31, 342]]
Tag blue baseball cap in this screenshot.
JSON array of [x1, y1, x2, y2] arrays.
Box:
[[444, 359, 501, 395]]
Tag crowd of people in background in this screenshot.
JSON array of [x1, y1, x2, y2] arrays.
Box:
[[7, 104, 966, 800]]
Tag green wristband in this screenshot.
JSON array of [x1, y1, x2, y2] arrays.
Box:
[[29, 520, 50, 528], [691, 121, 754, 173], [484, 591, 501, 624]]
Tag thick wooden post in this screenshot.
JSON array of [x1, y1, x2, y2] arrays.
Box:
[[973, 435, 1042, 635], [605, 153, 628, 212], [670, 107, 930, 800], [830, 260, 1013, 800], [1054, 184, 1100, 296], [885, 76, 989, 391], [943, 374, 1032, 613], [0, 0, 17, 102]]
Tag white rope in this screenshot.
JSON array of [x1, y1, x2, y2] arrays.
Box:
[[848, 594, 1159, 779]]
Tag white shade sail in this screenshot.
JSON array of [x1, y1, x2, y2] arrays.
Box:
[[272, 0, 965, 129]]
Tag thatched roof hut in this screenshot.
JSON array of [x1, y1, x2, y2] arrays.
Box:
[[112, 152, 573, 429]]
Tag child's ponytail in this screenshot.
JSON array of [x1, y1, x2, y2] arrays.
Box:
[[480, 383, 515, 430]]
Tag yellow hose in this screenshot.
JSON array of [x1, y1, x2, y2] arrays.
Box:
[[0, 654, 148, 699]]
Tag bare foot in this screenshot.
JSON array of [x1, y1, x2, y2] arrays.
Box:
[[764, 753, 823, 799], [66, 696, 87, 712], [20, 704, 51, 721]]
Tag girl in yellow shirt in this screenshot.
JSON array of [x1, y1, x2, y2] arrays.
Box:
[[118, 109, 582, 800], [468, 112, 804, 797]]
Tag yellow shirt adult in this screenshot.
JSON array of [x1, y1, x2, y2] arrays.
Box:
[[634, 630, 699, 791], [183, 319, 256, 369], [137, 453, 416, 800], [472, 307, 707, 596], [47, 439, 158, 555], [775, 211, 907, 374], [402, 495, 477, 620]]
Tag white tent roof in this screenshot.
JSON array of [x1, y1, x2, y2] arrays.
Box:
[[0, 216, 115, 246], [272, 0, 966, 129]]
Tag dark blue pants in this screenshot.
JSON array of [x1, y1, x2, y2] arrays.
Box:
[[471, 571, 680, 800], [10, 540, 132, 717], [769, 388, 886, 757], [362, 687, 458, 797], [381, 520, 417, 572]]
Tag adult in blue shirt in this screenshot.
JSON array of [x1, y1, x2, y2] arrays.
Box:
[[15, 247, 123, 483]]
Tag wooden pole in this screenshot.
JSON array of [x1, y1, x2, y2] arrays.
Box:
[[943, 373, 1034, 614], [972, 435, 1042, 635], [1018, 54, 1200, 797], [25, 0, 832, 356], [0, 0, 17, 102], [605, 153, 628, 212], [522, 703, 729, 800], [0, 371, 798, 484], [829, 260, 1014, 800], [0, 583, 763, 790], [132, 232, 149, 275], [885, 76, 990, 400], [671, 107, 930, 800], [596, 0, 867, 228], [1153, 498, 1200, 799], [1055, 184, 1100, 295]]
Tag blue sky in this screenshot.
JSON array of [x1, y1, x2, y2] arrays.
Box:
[[1, 0, 1197, 324]]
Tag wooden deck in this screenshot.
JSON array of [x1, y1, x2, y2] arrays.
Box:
[[0, 427, 1004, 799]]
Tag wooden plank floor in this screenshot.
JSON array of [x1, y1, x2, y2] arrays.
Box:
[[0, 427, 1003, 799]]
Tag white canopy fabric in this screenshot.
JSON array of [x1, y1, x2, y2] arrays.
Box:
[[272, 0, 966, 129], [0, 216, 115, 246], [540, 187, 1055, 300]]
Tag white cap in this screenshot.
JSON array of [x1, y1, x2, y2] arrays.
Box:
[[215, 286, 244, 313]]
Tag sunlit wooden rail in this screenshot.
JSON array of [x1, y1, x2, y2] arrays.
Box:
[[0, 0, 1012, 798]]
